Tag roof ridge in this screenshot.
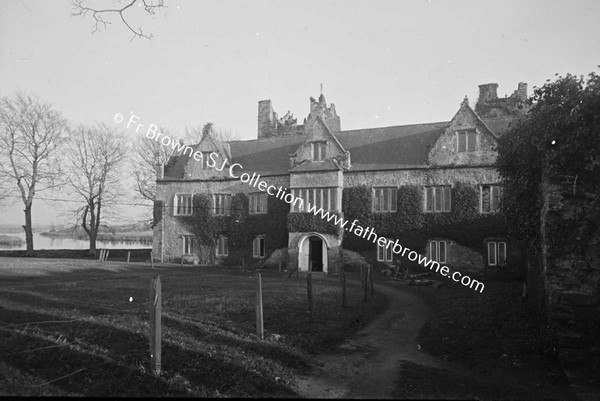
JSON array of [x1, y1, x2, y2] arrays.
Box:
[[227, 134, 306, 144], [227, 121, 450, 144], [337, 120, 450, 134]]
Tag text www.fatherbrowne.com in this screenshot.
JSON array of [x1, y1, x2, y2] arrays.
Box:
[[116, 112, 485, 294]]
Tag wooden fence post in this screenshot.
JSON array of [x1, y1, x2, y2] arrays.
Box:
[[363, 266, 369, 303], [149, 276, 162, 375], [98, 249, 103, 262], [360, 266, 365, 288], [255, 272, 264, 339], [104, 250, 110, 262], [126, 251, 130, 266], [307, 261, 313, 315], [341, 265, 347, 308], [150, 251, 154, 268]]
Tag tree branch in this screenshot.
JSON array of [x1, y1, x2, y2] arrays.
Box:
[[71, 0, 165, 40]]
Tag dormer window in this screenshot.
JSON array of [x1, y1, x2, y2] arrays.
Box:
[[457, 130, 477, 152], [200, 152, 212, 169], [311, 142, 327, 161]]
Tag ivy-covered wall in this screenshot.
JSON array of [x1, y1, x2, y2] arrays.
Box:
[[178, 193, 289, 265], [287, 212, 343, 237], [341, 183, 508, 269]]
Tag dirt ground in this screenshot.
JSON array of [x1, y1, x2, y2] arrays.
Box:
[[292, 282, 592, 400]]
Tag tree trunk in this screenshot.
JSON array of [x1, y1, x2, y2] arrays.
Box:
[[23, 204, 34, 256], [89, 231, 97, 254]]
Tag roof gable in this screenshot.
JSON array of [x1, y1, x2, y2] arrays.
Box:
[[290, 117, 350, 172], [428, 99, 500, 166], [179, 133, 231, 179], [162, 121, 452, 179]]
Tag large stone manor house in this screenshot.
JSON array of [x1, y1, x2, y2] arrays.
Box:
[[152, 82, 529, 274]]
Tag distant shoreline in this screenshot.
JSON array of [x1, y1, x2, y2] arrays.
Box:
[[39, 231, 153, 243], [0, 235, 24, 246]]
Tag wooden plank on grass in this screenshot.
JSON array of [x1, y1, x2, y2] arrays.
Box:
[[104, 250, 109, 262], [98, 249, 103, 262], [255, 272, 264, 339], [149, 276, 162, 374], [127, 251, 130, 266]]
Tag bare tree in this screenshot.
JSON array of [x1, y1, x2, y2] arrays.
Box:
[[65, 123, 128, 254], [0, 92, 68, 255], [131, 126, 173, 204], [0, 174, 15, 206], [72, 0, 166, 40]]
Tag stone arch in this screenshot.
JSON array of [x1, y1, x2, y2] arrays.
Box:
[[297, 232, 330, 273]]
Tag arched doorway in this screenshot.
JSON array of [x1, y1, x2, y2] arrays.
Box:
[[309, 236, 323, 272], [298, 234, 328, 273]]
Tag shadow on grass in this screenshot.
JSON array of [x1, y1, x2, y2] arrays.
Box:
[[0, 305, 296, 397], [162, 313, 311, 371]]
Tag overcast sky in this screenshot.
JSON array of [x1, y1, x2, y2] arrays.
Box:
[[1, 0, 599, 227]]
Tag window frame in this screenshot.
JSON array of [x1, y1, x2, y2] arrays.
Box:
[[253, 235, 266, 259], [199, 152, 211, 169], [311, 141, 327, 162], [216, 235, 229, 257], [249, 192, 268, 214], [377, 238, 394, 262], [481, 184, 503, 213], [373, 187, 398, 213], [173, 193, 193, 216], [213, 194, 232, 216], [424, 186, 451, 213], [291, 187, 338, 212], [182, 235, 194, 255], [487, 241, 507, 266], [429, 240, 447, 263], [457, 130, 477, 152]]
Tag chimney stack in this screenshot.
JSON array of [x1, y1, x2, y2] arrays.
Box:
[[155, 164, 164, 180], [478, 83, 499, 103], [257, 100, 274, 138], [516, 82, 528, 101]]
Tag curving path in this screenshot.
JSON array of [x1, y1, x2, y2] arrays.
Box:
[[291, 284, 446, 398]]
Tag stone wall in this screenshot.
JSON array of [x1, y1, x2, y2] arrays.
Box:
[[428, 101, 499, 166], [344, 166, 501, 188], [153, 175, 290, 263], [257, 99, 301, 139], [542, 175, 600, 367]]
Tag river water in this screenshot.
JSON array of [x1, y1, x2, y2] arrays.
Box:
[[0, 232, 151, 251]]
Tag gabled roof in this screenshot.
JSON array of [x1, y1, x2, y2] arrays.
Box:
[[337, 122, 449, 170], [461, 102, 498, 139], [162, 121, 451, 179], [163, 144, 199, 179]]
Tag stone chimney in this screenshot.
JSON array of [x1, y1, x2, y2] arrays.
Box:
[[257, 100, 274, 138], [155, 164, 164, 180], [512, 82, 528, 102], [478, 83, 499, 103]]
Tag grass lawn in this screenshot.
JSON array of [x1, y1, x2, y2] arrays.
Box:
[[0, 258, 387, 397], [390, 275, 577, 400]]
